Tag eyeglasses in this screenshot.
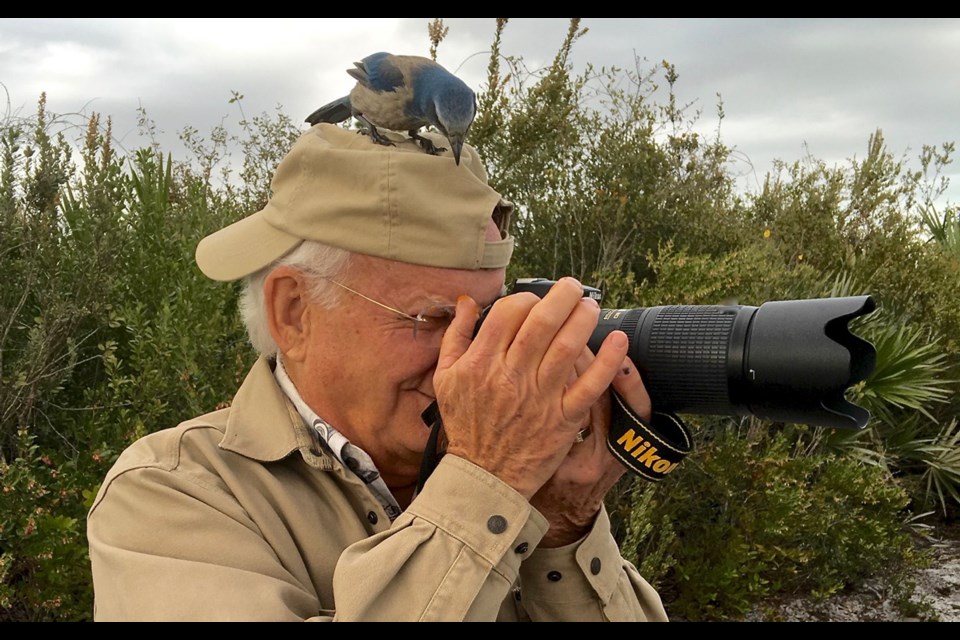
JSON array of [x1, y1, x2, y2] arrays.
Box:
[[325, 279, 456, 348]]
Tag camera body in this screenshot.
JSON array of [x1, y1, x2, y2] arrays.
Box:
[[509, 278, 877, 430]]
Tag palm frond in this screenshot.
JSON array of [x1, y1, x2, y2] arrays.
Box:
[[918, 202, 960, 258], [857, 319, 951, 424], [920, 419, 960, 515]]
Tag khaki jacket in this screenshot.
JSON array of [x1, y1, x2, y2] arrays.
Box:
[[87, 357, 668, 621]]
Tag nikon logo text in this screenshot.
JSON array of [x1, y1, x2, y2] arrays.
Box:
[[616, 429, 679, 476]]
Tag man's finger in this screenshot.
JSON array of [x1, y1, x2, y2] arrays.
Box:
[[436, 295, 480, 373], [505, 278, 586, 369], [469, 291, 539, 357], [561, 330, 628, 422], [609, 355, 652, 425], [535, 296, 601, 389], [572, 344, 595, 379]]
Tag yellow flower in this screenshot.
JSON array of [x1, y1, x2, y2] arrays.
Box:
[[763, 228, 772, 239]]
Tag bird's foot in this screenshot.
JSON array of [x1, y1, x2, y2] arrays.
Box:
[[361, 126, 396, 148], [409, 131, 446, 156], [356, 116, 396, 148]]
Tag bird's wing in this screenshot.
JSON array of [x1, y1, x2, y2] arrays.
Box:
[[305, 95, 353, 126], [348, 52, 406, 93]]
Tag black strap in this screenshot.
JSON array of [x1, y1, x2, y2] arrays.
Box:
[[607, 390, 693, 482], [417, 402, 444, 494]]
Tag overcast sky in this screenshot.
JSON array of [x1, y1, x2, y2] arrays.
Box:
[[2, 18, 958, 203]]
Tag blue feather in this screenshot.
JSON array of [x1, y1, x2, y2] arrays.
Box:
[[305, 52, 476, 165]]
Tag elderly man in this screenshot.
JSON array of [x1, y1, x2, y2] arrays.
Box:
[[87, 124, 669, 621]]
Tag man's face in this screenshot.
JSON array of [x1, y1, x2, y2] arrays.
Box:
[[289, 253, 505, 487]]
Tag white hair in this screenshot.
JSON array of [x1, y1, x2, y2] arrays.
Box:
[[240, 241, 353, 356]]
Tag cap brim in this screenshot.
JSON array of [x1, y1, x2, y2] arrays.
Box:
[[195, 210, 303, 281]]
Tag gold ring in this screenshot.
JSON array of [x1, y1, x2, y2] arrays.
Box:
[[575, 427, 591, 443]]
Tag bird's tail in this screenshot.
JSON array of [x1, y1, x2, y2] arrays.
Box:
[[305, 96, 353, 126]]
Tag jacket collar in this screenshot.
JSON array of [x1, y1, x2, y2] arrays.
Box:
[[218, 355, 333, 469]]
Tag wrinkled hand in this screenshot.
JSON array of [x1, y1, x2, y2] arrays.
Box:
[[531, 351, 652, 547], [433, 277, 629, 500]]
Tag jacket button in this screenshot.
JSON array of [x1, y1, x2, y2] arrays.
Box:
[[487, 515, 507, 534], [590, 557, 602, 575], [514, 542, 529, 554], [367, 511, 379, 525], [547, 571, 562, 582]]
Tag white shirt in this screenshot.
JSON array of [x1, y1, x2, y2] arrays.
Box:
[[273, 355, 402, 521]]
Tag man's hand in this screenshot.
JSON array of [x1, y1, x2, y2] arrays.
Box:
[[531, 352, 652, 547], [433, 277, 629, 500]]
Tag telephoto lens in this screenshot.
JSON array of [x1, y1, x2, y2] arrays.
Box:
[[511, 279, 877, 430]]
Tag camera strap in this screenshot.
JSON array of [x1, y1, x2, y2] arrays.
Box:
[[416, 392, 693, 493], [607, 390, 693, 482], [417, 401, 445, 494]]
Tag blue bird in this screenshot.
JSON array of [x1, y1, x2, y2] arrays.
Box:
[[306, 52, 476, 165]]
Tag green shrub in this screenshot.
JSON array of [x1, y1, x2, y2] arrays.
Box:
[[0, 97, 270, 620], [618, 430, 922, 621]]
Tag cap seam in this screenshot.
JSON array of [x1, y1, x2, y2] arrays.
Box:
[[386, 149, 396, 259], [290, 130, 310, 213]]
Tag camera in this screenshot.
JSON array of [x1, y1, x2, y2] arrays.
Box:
[[510, 278, 877, 430], [419, 278, 879, 486]]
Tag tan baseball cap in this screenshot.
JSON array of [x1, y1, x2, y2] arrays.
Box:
[[195, 124, 514, 281]]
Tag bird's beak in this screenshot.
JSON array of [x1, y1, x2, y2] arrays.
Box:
[[450, 136, 464, 166]]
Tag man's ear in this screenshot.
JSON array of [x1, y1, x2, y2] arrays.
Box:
[[265, 266, 313, 363]]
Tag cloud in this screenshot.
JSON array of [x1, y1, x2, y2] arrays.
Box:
[[1, 18, 956, 201]]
